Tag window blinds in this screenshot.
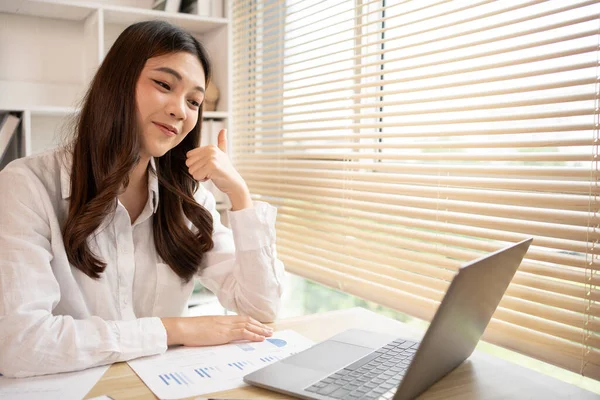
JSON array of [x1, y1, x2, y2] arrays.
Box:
[[232, 0, 600, 379]]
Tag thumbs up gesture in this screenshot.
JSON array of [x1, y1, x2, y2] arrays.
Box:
[[186, 129, 252, 210]]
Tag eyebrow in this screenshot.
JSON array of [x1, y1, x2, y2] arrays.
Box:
[[152, 67, 205, 93]]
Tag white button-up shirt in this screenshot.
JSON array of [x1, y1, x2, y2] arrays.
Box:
[[0, 149, 285, 378]]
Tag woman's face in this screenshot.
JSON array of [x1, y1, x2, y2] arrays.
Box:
[[135, 51, 206, 159]]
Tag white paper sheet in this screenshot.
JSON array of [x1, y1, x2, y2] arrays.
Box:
[[127, 330, 314, 400], [0, 365, 110, 400]]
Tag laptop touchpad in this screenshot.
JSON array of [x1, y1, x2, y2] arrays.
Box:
[[282, 340, 372, 372]]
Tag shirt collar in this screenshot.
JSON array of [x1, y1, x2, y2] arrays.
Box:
[[59, 150, 72, 200], [148, 157, 159, 214], [60, 151, 160, 215]]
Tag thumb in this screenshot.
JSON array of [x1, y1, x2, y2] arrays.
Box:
[[217, 129, 227, 153]]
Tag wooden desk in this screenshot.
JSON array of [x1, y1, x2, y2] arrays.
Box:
[[85, 308, 599, 399]]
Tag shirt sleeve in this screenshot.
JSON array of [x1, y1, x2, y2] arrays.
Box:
[[0, 167, 167, 378], [194, 186, 286, 323]]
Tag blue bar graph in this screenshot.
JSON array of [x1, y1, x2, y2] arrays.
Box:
[[195, 367, 216, 378], [176, 372, 190, 385], [236, 343, 255, 351], [169, 373, 182, 385], [228, 361, 251, 371], [159, 374, 170, 385], [259, 355, 281, 363], [159, 372, 192, 386]]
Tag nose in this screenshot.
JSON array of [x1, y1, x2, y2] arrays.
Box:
[[167, 95, 186, 121]]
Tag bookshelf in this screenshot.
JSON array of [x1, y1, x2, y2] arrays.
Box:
[[0, 0, 233, 314], [0, 0, 231, 157], [0, 0, 232, 211]]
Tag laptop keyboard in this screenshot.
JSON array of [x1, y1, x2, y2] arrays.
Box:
[[304, 338, 419, 399]]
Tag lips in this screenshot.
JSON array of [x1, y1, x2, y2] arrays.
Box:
[[153, 122, 178, 137]]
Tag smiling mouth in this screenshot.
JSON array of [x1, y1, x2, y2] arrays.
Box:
[[153, 122, 177, 137]]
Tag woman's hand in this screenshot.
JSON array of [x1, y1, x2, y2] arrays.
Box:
[[185, 129, 252, 210], [161, 315, 274, 347]]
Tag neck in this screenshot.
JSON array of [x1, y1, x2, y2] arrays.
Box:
[[128, 155, 151, 189]]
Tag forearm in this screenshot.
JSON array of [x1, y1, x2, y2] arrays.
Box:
[[160, 317, 182, 346], [228, 185, 253, 211], [0, 313, 166, 377], [200, 199, 285, 322]]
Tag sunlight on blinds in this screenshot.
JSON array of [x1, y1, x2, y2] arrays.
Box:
[[232, 0, 600, 379]]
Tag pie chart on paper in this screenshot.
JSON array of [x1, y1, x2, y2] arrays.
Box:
[[266, 338, 287, 348]]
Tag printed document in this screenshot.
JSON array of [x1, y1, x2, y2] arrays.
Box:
[[0, 365, 109, 400], [127, 329, 314, 399]]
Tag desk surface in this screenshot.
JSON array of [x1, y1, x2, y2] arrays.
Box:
[[85, 308, 599, 399]]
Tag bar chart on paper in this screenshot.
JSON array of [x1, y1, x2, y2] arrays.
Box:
[[127, 330, 313, 399]]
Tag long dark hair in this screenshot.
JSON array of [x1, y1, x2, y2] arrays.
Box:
[[63, 20, 214, 283]]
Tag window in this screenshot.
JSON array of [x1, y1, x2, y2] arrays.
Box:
[[232, 0, 600, 379]]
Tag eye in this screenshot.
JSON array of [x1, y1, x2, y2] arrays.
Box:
[[188, 99, 201, 108], [153, 80, 170, 90]]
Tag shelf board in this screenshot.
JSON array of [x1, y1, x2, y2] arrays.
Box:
[[0, 0, 96, 21], [30, 106, 81, 116], [103, 5, 227, 34], [0, 81, 86, 112], [3, 105, 230, 120], [203, 111, 229, 119], [1, 1, 228, 33]]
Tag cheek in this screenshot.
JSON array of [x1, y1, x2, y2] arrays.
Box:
[[184, 111, 199, 133], [138, 85, 167, 118], [175, 113, 199, 146], [136, 87, 155, 120]]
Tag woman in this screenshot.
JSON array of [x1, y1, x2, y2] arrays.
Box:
[[0, 20, 285, 378]]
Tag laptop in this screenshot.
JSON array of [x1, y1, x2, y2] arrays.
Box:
[[244, 238, 533, 400]]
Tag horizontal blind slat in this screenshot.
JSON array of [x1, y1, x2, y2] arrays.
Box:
[[278, 235, 600, 341], [237, 160, 594, 178], [234, 0, 600, 379], [277, 225, 598, 299]]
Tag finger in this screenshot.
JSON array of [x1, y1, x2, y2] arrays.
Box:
[[185, 153, 206, 168], [248, 320, 274, 335], [232, 328, 265, 342], [186, 145, 219, 168], [189, 161, 211, 181], [186, 147, 202, 159], [235, 322, 273, 337], [235, 315, 273, 331], [217, 129, 227, 153], [186, 143, 217, 160]]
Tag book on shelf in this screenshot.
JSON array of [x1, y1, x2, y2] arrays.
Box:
[[180, 0, 223, 17], [152, 0, 166, 10], [153, 0, 180, 12], [211, 0, 222, 18], [165, 0, 181, 12], [0, 113, 21, 170]]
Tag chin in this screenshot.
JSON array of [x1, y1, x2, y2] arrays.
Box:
[[143, 143, 173, 158], [141, 132, 182, 158]]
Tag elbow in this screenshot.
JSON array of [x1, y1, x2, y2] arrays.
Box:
[[0, 359, 32, 379], [0, 339, 37, 378], [254, 303, 279, 324], [227, 261, 285, 323], [0, 354, 19, 378], [0, 320, 31, 377], [0, 313, 90, 378], [0, 316, 51, 378], [250, 281, 284, 323], [256, 265, 285, 323], [235, 295, 281, 324]]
